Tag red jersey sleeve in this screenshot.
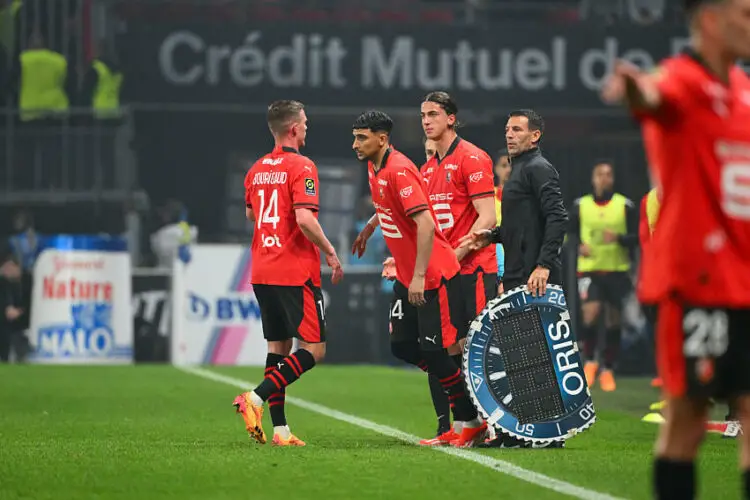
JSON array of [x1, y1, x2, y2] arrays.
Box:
[[291, 160, 320, 211], [639, 194, 650, 247], [244, 165, 255, 208], [393, 167, 429, 217], [461, 153, 495, 199]]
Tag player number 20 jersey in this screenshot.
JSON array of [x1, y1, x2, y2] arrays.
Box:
[[244, 145, 321, 287]]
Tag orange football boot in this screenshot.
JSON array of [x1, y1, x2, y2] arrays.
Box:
[[233, 392, 266, 444], [272, 433, 306, 447]]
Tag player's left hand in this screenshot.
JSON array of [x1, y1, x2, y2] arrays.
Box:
[[326, 252, 344, 284], [408, 274, 426, 307], [527, 266, 550, 297], [381, 257, 396, 281], [602, 229, 618, 244]]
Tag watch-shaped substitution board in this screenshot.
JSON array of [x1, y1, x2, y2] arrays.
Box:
[[464, 285, 596, 444]]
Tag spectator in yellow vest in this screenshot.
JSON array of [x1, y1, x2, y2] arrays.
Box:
[[570, 161, 639, 392], [80, 42, 123, 120], [16, 32, 71, 122]]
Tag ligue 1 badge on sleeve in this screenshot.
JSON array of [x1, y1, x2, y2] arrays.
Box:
[[464, 284, 596, 444]]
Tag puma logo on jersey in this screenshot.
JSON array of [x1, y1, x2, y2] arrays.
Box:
[[425, 335, 438, 344], [398, 171, 407, 177]]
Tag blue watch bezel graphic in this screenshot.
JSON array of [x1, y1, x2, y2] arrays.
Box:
[[463, 284, 596, 444]]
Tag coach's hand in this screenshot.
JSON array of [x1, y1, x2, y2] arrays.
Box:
[[326, 251, 344, 284], [351, 221, 376, 258], [382, 257, 396, 281], [408, 273, 426, 307], [458, 229, 491, 252], [527, 266, 550, 297]]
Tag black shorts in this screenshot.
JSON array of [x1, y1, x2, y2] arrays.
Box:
[[459, 268, 498, 328], [577, 272, 631, 307], [389, 275, 466, 351], [253, 280, 326, 343], [657, 298, 750, 400]]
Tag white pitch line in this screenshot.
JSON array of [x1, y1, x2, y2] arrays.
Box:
[[177, 366, 625, 500]]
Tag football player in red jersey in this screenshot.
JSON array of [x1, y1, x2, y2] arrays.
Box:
[[603, 1, 750, 497], [416, 92, 497, 446], [232, 100, 344, 447], [351, 110, 487, 447]]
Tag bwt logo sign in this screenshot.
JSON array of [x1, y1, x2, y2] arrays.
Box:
[[186, 292, 261, 322]]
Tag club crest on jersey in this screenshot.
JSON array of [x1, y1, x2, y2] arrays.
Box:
[[446, 171, 452, 182], [304, 178, 316, 196], [379, 187, 385, 199], [464, 285, 596, 444]]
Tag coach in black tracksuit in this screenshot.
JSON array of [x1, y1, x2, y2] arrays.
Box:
[[465, 109, 567, 294], [460, 109, 568, 448]]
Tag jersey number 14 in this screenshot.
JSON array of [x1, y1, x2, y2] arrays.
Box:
[[256, 189, 280, 229]]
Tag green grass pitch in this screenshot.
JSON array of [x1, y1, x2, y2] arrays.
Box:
[[0, 364, 742, 499]]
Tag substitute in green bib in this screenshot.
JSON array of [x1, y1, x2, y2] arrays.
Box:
[[570, 161, 638, 393]]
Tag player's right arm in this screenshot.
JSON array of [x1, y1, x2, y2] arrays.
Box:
[[602, 61, 662, 112], [602, 60, 688, 119]]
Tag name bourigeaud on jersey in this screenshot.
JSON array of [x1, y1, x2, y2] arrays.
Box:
[[252, 171, 288, 185]]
